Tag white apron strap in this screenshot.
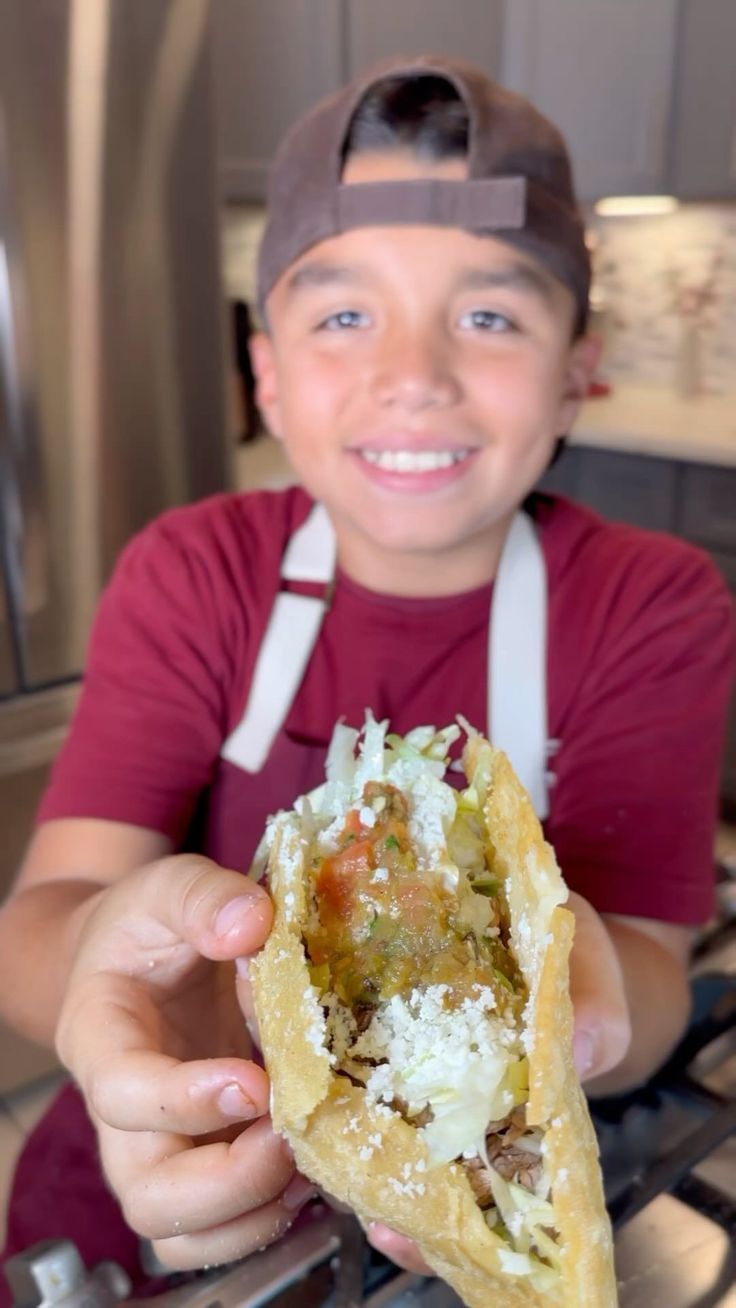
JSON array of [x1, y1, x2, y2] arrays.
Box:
[[220, 505, 335, 773], [489, 511, 549, 818], [221, 503, 550, 819]]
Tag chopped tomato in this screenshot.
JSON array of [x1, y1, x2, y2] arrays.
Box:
[[304, 781, 521, 1012], [317, 840, 374, 914]]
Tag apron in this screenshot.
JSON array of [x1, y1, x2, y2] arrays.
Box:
[[221, 503, 552, 819]]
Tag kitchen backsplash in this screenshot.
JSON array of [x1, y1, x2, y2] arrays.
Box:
[[221, 201, 736, 396], [586, 203, 736, 396]]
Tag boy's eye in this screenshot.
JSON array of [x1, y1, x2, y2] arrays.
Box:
[[317, 309, 370, 331], [459, 308, 516, 333]]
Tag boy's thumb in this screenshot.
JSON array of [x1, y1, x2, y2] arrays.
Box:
[[141, 854, 274, 959]]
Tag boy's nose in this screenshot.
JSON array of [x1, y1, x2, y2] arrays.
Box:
[[370, 338, 461, 412]]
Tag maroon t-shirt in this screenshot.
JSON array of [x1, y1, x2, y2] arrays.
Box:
[[40, 485, 735, 923]]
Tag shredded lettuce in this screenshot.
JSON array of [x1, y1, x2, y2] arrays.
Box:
[[454, 891, 493, 936], [497, 1246, 561, 1295], [488, 1169, 556, 1240], [488, 1167, 563, 1290], [354, 712, 389, 789], [325, 722, 359, 786], [447, 810, 485, 871], [421, 1057, 515, 1166]]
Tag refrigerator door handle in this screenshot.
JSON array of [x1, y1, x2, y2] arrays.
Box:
[[0, 108, 29, 690]]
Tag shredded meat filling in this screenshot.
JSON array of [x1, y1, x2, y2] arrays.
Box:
[[463, 1107, 544, 1202]]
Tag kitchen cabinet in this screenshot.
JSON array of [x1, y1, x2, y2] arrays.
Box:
[[499, 0, 679, 201], [577, 450, 678, 532], [539, 444, 736, 813], [668, 0, 736, 199], [213, 0, 504, 201], [211, 0, 343, 201], [541, 446, 680, 532], [212, 0, 736, 204], [345, 0, 504, 79], [679, 465, 736, 553]]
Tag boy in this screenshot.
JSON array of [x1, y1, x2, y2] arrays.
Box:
[[0, 57, 733, 1294]]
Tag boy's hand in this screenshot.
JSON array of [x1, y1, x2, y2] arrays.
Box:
[[566, 890, 632, 1082], [55, 856, 316, 1271]]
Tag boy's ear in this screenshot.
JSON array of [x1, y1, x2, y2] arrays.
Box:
[[556, 333, 603, 434], [249, 331, 284, 440]]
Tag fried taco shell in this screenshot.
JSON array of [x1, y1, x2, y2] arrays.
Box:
[[251, 718, 617, 1307]]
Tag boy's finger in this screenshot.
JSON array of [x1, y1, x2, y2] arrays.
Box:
[[141, 856, 274, 961], [58, 970, 268, 1134], [367, 1224, 433, 1276], [150, 1181, 318, 1272], [567, 891, 631, 1081], [87, 1048, 270, 1134], [79, 856, 274, 973], [103, 1116, 296, 1240]]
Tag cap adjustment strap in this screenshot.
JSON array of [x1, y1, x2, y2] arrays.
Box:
[[335, 176, 527, 233]]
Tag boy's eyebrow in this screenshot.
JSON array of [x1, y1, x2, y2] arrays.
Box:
[[456, 263, 556, 304], [284, 262, 368, 296], [283, 257, 557, 304]]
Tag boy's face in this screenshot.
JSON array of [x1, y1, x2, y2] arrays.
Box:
[[252, 151, 598, 595]]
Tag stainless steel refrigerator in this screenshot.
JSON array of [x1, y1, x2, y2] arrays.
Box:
[[0, 0, 231, 970]]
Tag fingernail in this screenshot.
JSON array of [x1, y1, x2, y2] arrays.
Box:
[[235, 956, 250, 980], [283, 1174, 317, 1210], [215, 896, 256, 938], [217, 1082, 256, 1119], [573, 1029, 596, 1078]]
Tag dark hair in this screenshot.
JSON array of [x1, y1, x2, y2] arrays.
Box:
[[343, 74, 468, 161]]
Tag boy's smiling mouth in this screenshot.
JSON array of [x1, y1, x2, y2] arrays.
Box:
[[348, 441, 480, 493], [358, 448, 471, 473]]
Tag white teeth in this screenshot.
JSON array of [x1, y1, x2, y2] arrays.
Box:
[[360, 448, 468, 472]]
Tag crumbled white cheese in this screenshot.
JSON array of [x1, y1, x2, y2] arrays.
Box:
[[387, 1176, 427, 1198], [372, 1102, 396, 1120], [301, 984, 329, 1060], [316, 814, 344, 853], [354, 985, 523, 1165], [323, 994, 357, 1064]]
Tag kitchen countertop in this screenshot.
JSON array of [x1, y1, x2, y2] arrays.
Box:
[[572, 385, 736, 467]]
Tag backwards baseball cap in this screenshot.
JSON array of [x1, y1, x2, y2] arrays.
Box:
[[257, 56, 591, 329]]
